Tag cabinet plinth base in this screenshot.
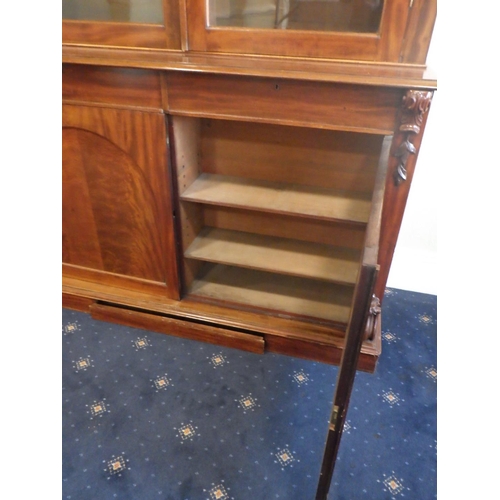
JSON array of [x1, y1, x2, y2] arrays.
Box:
[[62, 282, 381, 372]]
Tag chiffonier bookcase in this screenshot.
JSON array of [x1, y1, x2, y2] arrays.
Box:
[[62, 0, 437, 497]]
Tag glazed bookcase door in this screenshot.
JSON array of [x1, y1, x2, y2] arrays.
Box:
[[62, 0, 182, 49], [186, 0, 410, 61]]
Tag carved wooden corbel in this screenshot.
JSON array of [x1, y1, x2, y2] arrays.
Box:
[[364, 295, 381, 340], [394, 90, 433, 185]]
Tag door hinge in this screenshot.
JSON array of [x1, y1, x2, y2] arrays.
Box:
[[329, 405, 340, 431]]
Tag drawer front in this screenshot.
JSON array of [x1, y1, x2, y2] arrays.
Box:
[[166, 72, 402, 134], [63, 64, 163, 110]]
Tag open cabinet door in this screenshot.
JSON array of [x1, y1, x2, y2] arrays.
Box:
[[315, 136, 391, 499]]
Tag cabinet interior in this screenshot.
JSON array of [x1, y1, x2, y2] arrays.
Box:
[[171, 115, 386, 329]]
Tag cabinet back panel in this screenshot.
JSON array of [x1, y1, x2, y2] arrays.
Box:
[[203, 206, 366, 250], [200, 119, 383, 193]]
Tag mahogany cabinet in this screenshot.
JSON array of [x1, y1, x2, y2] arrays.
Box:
[[62, 1, 437, 497]]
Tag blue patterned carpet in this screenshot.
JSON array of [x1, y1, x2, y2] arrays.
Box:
[[62, 288, 436, 499]]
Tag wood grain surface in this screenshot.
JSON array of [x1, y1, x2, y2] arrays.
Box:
[[62, 104, 179, 298]]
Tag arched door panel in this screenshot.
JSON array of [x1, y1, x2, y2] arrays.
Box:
[[62, 104, 179, 299]]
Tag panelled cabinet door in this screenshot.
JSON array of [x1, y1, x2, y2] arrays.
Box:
[[62, 104, 179, 299], [186, 0, 413, 61]]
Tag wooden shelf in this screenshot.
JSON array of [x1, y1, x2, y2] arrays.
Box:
[[185, 227, 361, 284], [180, 173, 372, 223], [188, 263, 354, 325]]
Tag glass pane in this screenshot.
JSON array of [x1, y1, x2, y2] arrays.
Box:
[[63, 0, 164, 24], [208, 0, 384, 33]]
